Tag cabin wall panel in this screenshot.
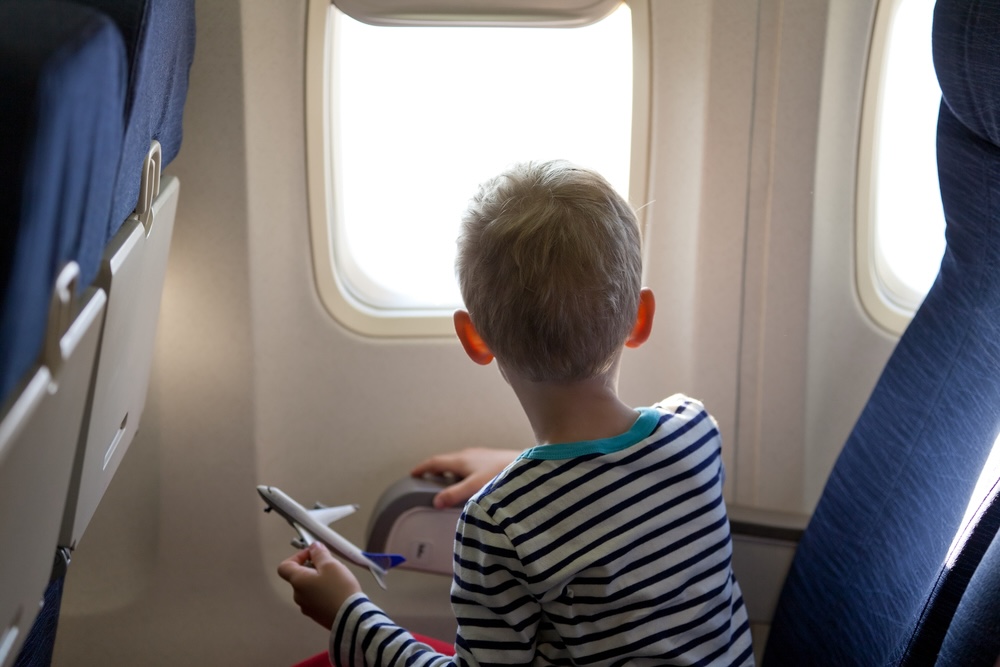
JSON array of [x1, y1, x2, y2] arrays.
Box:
[[804, 0, 894, 510], [733, 0, 898, 513], [736, 0, 827, 511], [631, 0, 758, 504], [623, 2, 709, 443], [691, 0, 759, 501]]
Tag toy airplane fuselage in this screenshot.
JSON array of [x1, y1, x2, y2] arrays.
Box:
[[257, 485, 404, 588]]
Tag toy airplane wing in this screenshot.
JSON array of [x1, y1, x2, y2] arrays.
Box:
[[308, 504, 357, 526], [290, 522, 316, 549]]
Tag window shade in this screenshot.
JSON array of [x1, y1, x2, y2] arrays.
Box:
[[332, 0, 622, 27]]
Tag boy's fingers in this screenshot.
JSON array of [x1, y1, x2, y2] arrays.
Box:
[[434, 477, 480, 508], [411, 453, 464, 478], [277, 545, 336, 582], [307, 542, 337, 568], [277, 550, 311, 581], [410, 456, 439, 476]]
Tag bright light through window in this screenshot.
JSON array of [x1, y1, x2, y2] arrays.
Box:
[[873, 0, 945, 309], [947, 432, 1000, 568], [331, 5, 633, 310]]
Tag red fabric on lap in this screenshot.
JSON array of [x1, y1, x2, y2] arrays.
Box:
[[291, 633, 454, 667]]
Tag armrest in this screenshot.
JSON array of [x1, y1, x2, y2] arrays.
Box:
[[366, 477, 460, 576], [727, 504, 809, 627], [728, 504, 809, 542]]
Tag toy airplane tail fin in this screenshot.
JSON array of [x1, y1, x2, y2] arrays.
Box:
[[363, 552, 406, 571], [362, 552, 406, 589]]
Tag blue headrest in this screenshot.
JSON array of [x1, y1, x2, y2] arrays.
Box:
[[765, 0, 1000, 663], [0, 1, 125, 403], [69, 0, 195, 234], [933, 0, 1000, 285], [934, 1, 1000, 147]]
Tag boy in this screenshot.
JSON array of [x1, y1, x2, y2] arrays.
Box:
[[278, 160, 754, 666]]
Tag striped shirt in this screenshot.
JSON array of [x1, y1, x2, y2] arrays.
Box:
[[333, 394, 754, 666]]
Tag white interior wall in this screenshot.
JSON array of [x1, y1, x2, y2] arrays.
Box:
[[803, 0, 898, 510]]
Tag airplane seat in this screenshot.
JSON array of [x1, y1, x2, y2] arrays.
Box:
[[70, 0, 193, 231], [0, 3, 122, 665], [763, 0, 1000, 664], [0, 1, 193, 665], [56, 0, 195, 557], [0, 0, 122, 406]]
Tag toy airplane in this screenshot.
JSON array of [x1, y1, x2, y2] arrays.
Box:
[[257, 485, 405, 589]]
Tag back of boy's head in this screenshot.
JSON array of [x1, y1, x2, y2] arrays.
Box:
[[456, 160, 642, 383]]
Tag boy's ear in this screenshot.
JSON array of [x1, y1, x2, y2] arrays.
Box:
[[454, 310, 495, 365], [625, 288, 655, 349]]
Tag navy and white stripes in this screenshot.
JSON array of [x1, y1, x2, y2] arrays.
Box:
[[333, 395, 754, 666]]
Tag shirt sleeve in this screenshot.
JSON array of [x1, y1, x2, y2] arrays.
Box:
[[331, 594, 454, 667], [330, 500, 540, 667]]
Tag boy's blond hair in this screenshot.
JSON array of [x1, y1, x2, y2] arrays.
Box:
[[456, 160, 642, 383]]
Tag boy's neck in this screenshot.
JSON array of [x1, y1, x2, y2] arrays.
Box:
[[507, 369, 639, 447]]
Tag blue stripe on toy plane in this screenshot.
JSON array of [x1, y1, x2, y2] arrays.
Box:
[[363, 552, 406, 571]]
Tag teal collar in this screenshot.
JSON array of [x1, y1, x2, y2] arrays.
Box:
[[519, 408, 660, 460]]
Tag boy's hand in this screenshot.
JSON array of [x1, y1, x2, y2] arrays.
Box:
[[277, 542, 362, 630], [411, 447, 519, 508]]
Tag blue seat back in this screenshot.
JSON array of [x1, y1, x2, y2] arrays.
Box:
[[764, 0, 1000, 664], [0, 0, 125, 404], [68, 0, 194, 233]]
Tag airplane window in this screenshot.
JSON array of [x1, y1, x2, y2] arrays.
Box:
[[312, 2, 636, 333], [859, 0, 945, 334]]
